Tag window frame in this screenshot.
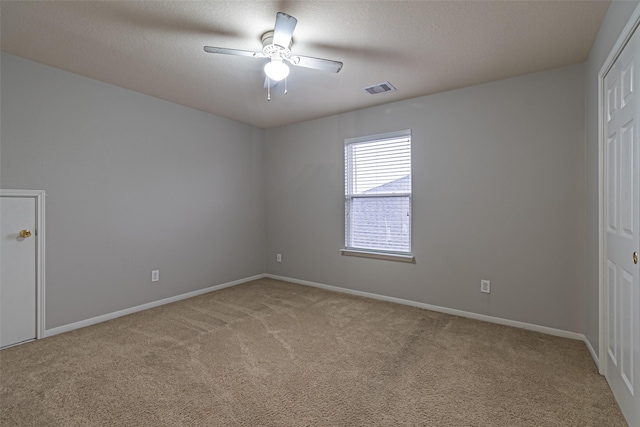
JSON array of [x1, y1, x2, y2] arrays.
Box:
[[342, 129, 414, 263]]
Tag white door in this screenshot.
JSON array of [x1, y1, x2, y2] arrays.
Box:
[[0, 196, 37, 348], [604, 24, 640, 426]]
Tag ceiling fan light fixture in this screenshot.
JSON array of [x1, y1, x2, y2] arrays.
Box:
[[264, 59, 289, 81], [204, 11, 343, 99]]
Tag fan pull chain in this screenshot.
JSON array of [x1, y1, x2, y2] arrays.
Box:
[[284, 77, 288, 95], [267, 77, 271, 101]]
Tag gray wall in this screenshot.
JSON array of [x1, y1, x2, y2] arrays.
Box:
[[3, 16, 619, 336], [266, 64, 586, 333], [584, 1, 640, 353], [1, 53, 266, 329]]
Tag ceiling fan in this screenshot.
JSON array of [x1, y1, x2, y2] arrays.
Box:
[[204, 12, 343, 99]]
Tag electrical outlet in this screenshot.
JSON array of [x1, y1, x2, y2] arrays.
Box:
[[481, 279, 490, 294], [151, 270, 160, 282], [276, 253, 282, 263]]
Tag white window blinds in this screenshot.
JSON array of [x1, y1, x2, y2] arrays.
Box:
[[345, 130, 412, 255]]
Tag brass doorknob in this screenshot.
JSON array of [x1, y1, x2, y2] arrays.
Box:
[[19, 229, 31, 238], [634, 252, 639, 265]]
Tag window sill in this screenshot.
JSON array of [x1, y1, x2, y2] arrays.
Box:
[[340, 249, 415, 263]]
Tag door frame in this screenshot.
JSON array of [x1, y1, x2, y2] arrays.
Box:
[[598, 4, 640, 376], [1, 189, 46, 341]]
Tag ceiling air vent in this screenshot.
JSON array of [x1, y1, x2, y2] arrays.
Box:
[[363, 81, 397, 95]]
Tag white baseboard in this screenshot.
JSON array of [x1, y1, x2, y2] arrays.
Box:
[[43, 272, 593, 351], [44, 274, 267, 338], [267, 274, 585, 341], [583, 336, 600, 370]]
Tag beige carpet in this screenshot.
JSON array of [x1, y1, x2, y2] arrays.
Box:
[[0, 278, 626, 426]]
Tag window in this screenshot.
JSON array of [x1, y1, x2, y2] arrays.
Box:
[[343, 130, 413, 261]]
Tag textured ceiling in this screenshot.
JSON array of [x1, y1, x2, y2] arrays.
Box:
[[0, 1, 610, 129]]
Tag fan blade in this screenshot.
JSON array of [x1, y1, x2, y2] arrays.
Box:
[[289, 55, 343, 73], [204, 46, 264, 58], [272, 12, 297, 48]]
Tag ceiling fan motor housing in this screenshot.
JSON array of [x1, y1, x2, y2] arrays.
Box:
[[261, 31, 292, 59]]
